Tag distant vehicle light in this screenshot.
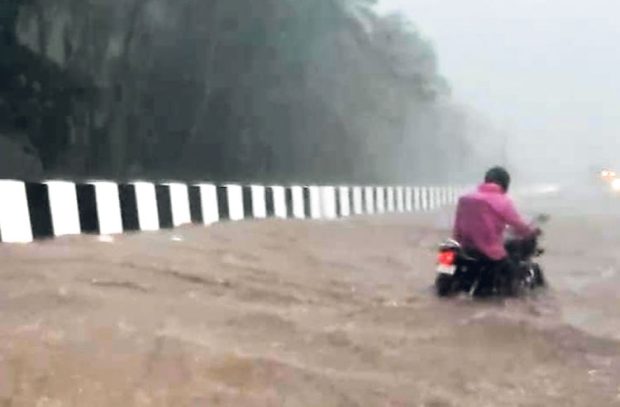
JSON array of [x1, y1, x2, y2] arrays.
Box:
[[612, 178, 620, 191], [601, 169, 616, 181]]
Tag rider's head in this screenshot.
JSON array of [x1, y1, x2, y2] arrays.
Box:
[[484, 166, 511, 192]]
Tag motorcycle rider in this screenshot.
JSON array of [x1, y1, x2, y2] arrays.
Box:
[[453, 166, 539, 294]]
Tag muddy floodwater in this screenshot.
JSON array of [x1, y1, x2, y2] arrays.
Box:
[[1, 190, 620, 406]]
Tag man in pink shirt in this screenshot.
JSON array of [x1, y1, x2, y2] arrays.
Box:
[[453, 167, 539, 293]]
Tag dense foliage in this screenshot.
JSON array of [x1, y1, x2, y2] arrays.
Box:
[[0, 0, 481, 183]]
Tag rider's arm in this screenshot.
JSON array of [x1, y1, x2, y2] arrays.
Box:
[[500, 198, 536, 237]]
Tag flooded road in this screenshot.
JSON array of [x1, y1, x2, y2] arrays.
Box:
[[1, 190, 620, 406]]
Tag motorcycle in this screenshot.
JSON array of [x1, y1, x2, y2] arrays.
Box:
[[434, 214, 549, 298]]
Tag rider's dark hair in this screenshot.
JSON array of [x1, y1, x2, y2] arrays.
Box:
[[484, 166, 511, 192]]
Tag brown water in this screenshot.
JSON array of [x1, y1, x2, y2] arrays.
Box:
[[0, 204, 619, 406]]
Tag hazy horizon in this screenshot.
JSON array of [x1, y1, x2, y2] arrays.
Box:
[[377, 0, 620, 180]]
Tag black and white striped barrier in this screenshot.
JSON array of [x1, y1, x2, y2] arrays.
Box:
[[0, 180, 464, 243]]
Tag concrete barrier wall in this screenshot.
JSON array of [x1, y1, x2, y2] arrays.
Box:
[[0, 180, 465, 243]]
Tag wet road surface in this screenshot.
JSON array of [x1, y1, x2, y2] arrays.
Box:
[[1, 188, 620, 406]]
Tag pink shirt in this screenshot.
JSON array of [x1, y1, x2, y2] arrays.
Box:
[[453, 183, 534, 260]]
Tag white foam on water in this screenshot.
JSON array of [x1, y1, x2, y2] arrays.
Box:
[[98, 235, 115, 243]]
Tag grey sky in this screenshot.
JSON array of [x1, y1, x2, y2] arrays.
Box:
[[376, 0, 620, 178]]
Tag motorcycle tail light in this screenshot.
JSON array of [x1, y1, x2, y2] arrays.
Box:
[[437, 250, 456, 266]]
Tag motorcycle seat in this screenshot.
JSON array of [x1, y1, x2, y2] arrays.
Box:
[[461, 249, 497, 266]]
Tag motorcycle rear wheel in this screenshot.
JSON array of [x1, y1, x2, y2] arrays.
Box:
[[435, 273, 457, 297]]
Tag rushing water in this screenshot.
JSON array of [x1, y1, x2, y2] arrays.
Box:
[[0, 192, 619, 405]]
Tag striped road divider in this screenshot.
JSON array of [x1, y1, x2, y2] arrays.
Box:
[[0, 180, 464, 244]]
